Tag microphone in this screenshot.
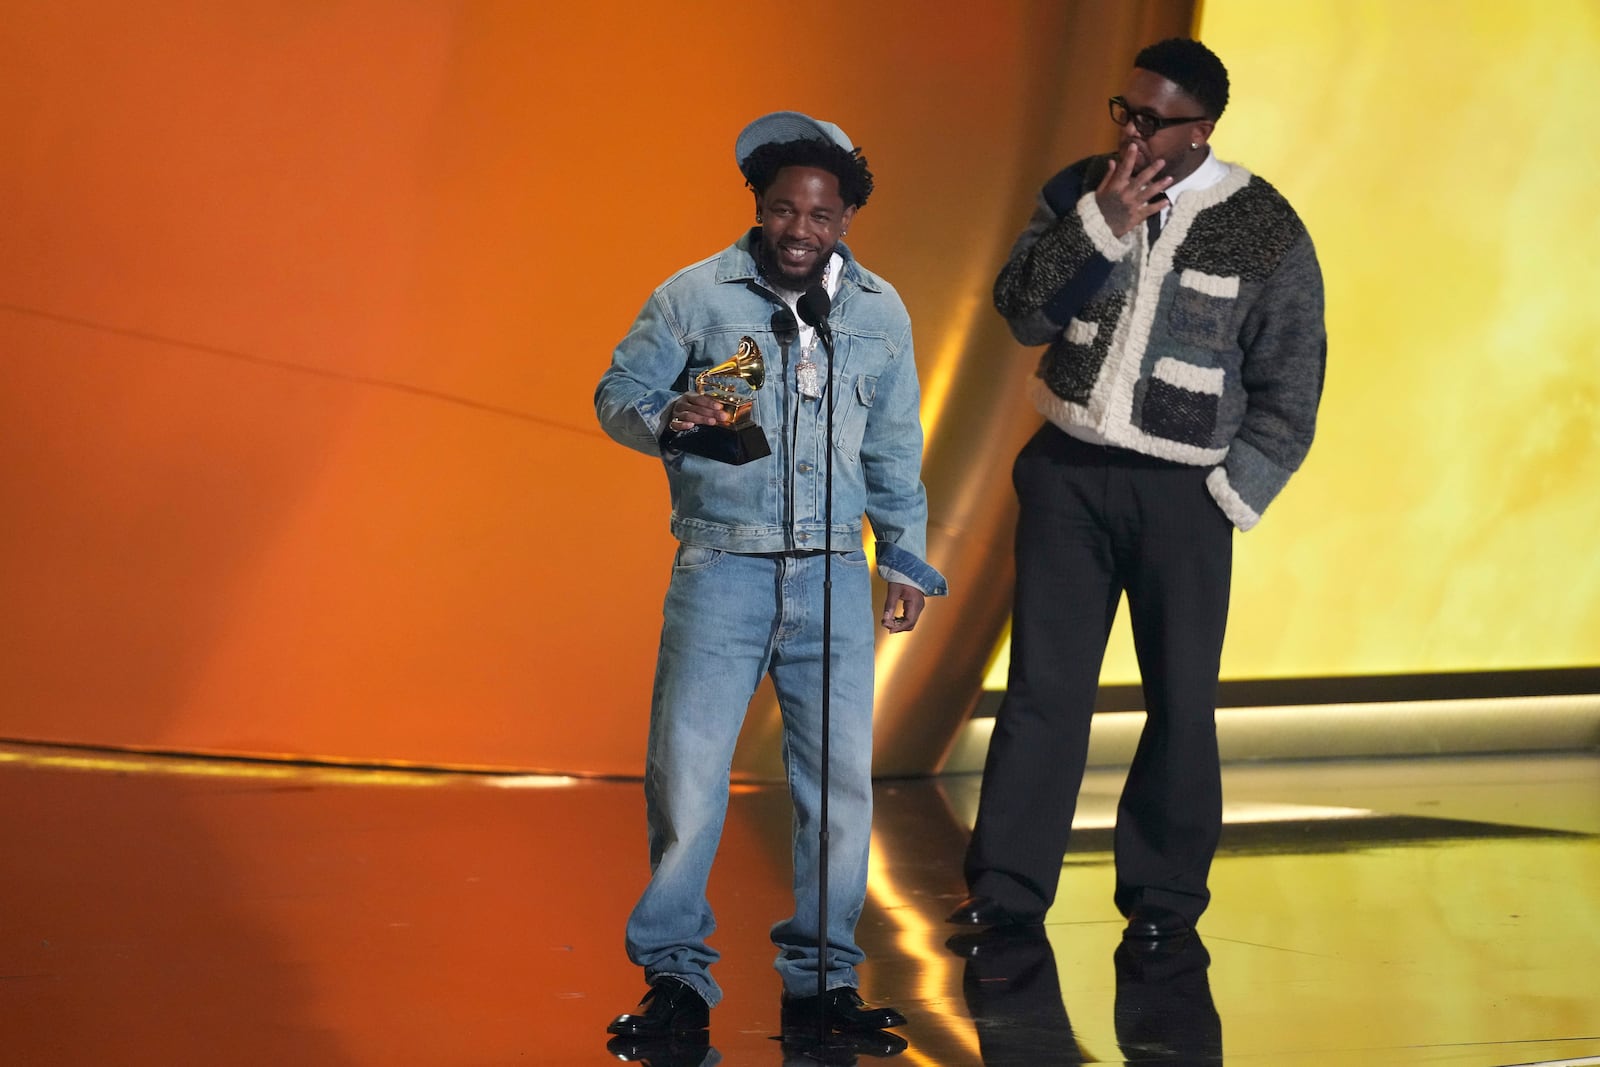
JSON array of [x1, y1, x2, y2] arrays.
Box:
[[796, 286, 832, 345], [770, 305, 798, 346]]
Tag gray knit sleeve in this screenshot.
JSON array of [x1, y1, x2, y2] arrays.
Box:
[[1206, 228, 1328, 529], [993, 158, 1130, 347]]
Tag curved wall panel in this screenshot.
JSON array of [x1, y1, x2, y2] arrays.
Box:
[[1, 2, 1188, 775], [14, 3, 1591, 779]]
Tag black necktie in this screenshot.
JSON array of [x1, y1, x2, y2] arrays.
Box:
[[1146, 210, 1163, 244]]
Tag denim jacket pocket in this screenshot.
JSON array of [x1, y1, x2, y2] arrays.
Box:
[[1169, 269, 1240, 351], [833, 373, 878, 461]]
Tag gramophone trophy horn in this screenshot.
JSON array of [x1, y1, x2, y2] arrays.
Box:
[[659, 336, 773, 465], [695, 339, 766, 422]]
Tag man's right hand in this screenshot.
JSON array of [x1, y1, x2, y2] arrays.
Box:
[[1095, 143, 1172, 239], [665, 394, 729, 434]]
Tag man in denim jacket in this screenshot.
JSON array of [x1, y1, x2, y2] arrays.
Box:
[[949, 40, 1326, 942], [597, 111, 946, 1047]]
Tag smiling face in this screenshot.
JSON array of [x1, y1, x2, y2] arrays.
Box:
[[1117, 67, 1216, 185], [754, 165, 857, 290]]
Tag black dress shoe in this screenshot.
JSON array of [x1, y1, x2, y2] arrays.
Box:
[[944, 922, 1051, 959], [945, 894, 1044, 927], [1122, 904, 1192, 941], [607, 977, 711, 1037], [781, 987, 907, 1033]]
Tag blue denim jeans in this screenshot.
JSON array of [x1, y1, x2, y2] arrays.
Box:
[[624, 545, 876, 1007]]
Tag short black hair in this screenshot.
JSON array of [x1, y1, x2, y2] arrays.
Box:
[[1135, 38, 1230, 119], [741, 138, 874, 209]]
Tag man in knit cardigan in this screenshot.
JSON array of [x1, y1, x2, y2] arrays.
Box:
[[950, 38, 1327, 942]]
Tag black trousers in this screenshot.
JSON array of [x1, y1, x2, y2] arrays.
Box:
[[964, 424, 1233, 923]]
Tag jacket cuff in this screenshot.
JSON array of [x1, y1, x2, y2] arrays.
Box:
[[1077, 191, 1134, 261], [1207, 436, 1293, 531], [1205, 468, 1259, 531], [876, 541, 948, 597]]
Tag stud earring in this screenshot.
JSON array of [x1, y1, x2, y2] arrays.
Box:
[[1191, 142, 1200, 150]]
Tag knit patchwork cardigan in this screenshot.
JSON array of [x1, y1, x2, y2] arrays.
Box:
[[994, 154, 1327, 530]]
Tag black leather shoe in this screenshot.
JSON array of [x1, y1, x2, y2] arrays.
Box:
[[607, 978, 711, 1037], [944, 922, 1051, 960], [781, 987, 907, 1033], [945, 894, 1044, 927], [1122, 904, 1192, 941]]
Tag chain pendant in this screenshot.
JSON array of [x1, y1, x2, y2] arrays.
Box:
[[796, 357, 822, 399]]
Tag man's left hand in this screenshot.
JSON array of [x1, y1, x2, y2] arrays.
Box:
[[881, 582, 925, 633]]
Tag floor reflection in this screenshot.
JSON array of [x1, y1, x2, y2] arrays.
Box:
[[948, 925, 1222, 1065], [604, 1033, 720, 1065], [777, 1028, 910, 1065], [1, 745, 1597, 1065], [948, 925, 1086, 1062], [1113, 936, 1222, 1064]]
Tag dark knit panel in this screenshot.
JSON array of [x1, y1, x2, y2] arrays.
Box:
[[1139, 377, 1220, 447], [993, 156, 1113, 319], [994, 214, 1098, 318], [1176, 177, 1305, 283], [1041, 289, 1127, 404]]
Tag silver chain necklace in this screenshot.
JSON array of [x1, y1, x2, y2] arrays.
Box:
[[792, 258, 831, 399]]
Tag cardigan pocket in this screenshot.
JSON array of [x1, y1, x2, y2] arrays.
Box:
[[1169, 269, 1240, 350], [1140, 357, 1224, 447], [1040, 318, 1103, 404]]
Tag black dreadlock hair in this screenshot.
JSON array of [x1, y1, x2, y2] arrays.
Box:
[[1135, 38, 1230, 120], [740, 138, 874, 209]]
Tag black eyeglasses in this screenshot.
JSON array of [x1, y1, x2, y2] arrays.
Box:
[[1108, 96, 1206, 138]]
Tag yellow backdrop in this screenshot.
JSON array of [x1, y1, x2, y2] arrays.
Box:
[[989, 0, 1600, 690]]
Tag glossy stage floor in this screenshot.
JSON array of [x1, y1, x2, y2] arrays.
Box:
[[2, 740, 1597, 1066]]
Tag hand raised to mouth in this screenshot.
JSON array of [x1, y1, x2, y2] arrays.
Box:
[[1095, 142, 1172, 239]]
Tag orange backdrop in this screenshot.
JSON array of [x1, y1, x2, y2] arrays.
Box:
[[3, 2, 1194, 775]]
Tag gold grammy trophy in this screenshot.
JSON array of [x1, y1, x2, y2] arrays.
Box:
[[659, 336, 772, 464]]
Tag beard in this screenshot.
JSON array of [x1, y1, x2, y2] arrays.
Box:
[[756, 238, 832, 292]]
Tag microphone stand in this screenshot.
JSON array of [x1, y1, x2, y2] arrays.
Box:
[[796, 285, 835, 1051]]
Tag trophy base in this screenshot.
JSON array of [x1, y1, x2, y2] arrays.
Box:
[[660, 421, 772, 465]]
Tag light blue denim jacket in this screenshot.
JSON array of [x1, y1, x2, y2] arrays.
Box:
[[595, 230, 947, 597]]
